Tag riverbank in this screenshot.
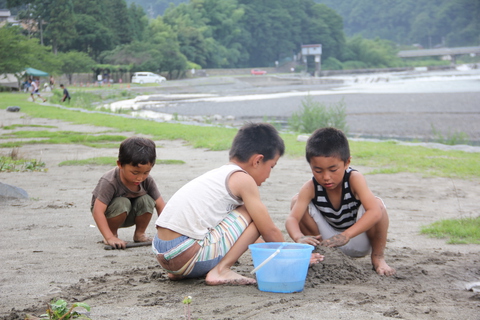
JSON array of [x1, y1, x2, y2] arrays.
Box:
[[101, 67, 480, 145]]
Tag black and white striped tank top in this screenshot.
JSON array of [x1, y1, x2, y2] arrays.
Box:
[[311, 167, 360, 231]]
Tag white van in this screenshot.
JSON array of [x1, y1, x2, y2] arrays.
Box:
[[131, 72, 166, 84]]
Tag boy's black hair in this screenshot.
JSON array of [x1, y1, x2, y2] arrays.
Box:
[[229, 122, 285, 162], [306, 127, 350, 163], [118, 137, 156, 167]]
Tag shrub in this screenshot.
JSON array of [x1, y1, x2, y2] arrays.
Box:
[[288, 96, 349, 134]]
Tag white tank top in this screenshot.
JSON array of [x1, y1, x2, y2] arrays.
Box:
[[155, 164, 245, 239]]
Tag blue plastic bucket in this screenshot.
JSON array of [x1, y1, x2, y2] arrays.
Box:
[[249, 242, 313, 293]]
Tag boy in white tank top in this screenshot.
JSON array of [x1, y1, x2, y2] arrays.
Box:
[[153, 123, 324, 285]]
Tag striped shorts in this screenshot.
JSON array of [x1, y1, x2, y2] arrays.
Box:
[[153, 210, 248, 277]]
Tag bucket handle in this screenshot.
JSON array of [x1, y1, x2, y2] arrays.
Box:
[[250, 243, 286, 274]]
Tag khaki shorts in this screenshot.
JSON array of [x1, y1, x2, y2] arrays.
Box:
[[103, 195, 155, 228]]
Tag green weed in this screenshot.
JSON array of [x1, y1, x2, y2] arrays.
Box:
[[0, 148, 46, 172], [431, 124, 470, 145], [288, 96, 348, 134], [26, 298, 91, 320]]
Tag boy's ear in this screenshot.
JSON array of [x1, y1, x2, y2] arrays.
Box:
[[251, 154, 264, 167], [345, 156, 351, 167], [116, 160, 122, 168]]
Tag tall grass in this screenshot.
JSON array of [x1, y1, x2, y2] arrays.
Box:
[[288, 96, 348, 134]]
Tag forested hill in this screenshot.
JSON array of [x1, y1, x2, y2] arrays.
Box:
[[314, 0, 479, 48], [126, 0, 479, 49], [125, 0, 186, 18]]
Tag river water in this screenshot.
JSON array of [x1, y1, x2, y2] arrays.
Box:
[[106, 66, 480, 147]]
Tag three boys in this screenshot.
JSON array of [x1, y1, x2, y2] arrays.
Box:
[[92, 125, 394, 284]]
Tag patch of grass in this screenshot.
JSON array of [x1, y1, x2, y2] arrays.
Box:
[[59, 157, 185, 166], [349, 140, 480, 179], [288, 96, 348, 134], [0, 149, 46, 172], [0, 94, 237, 151], [420, 216, 480, 244], [0, 130, 126, 148], [1, 124, 57, 130], [431, 124, 470, 145], [157, 159, 185, 165]]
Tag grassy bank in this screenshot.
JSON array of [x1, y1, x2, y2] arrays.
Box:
[[1, 92, 479, 180]]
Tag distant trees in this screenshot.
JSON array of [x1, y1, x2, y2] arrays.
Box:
[[57, 50, 96, 84], [315, 0, 480, 48], [161, 0, 348, 68], [0, 26, 60, 83], [5, 0, 476, 79]]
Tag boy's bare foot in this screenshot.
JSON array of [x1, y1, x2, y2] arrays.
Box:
[[167, 273, 185, 281], [373, 258, 396, 276], [134, 234, 153, 243], [309, 253, 324, 266], [205, 268, 256, 286]]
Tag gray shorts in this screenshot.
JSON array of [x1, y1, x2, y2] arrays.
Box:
[[104, 195, 155, 228], [308, 198, 386, 257]]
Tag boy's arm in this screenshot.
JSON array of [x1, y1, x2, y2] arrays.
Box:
[[322, 171, 382, 247], [229, 172, 284, 242], [92, 198, 127, 249], [285, 180, 321, 245], [154, 196, 166, 216]]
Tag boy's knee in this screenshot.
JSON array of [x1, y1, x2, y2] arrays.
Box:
[[133, 194, 155, 214], [105, 197, 132, 218]]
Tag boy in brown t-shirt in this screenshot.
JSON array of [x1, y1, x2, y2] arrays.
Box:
[[91, 137, 165, 249]]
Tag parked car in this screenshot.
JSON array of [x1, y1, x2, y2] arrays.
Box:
[[251, 69, 267, 75], [131, 72, 166, 84]]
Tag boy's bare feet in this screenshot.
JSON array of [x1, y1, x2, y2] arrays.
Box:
[[205, 268, 256, 285], [134, 233, 153, 243], [372, 257, 396, 276]]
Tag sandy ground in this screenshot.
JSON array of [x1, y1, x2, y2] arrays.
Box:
[[0, 107, 479, 320]]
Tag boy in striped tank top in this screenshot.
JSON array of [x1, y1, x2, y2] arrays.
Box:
[[286, 127, 395, 276]]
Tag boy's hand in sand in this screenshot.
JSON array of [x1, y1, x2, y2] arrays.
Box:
[[105, 236, 127, 249], [320, 234, 349, 248], [297, 235, 322, 246]]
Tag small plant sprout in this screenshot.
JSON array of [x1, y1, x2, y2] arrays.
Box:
[[182, 296, 192, 320], [25, 299, 92, 320]]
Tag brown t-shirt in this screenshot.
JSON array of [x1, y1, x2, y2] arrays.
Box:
[[91, 167, 161, 208]]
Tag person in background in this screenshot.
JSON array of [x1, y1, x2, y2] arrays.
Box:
[[60, 84, 71, 102], [29, 78, 46, 102], [49, 75, 55, 89]]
